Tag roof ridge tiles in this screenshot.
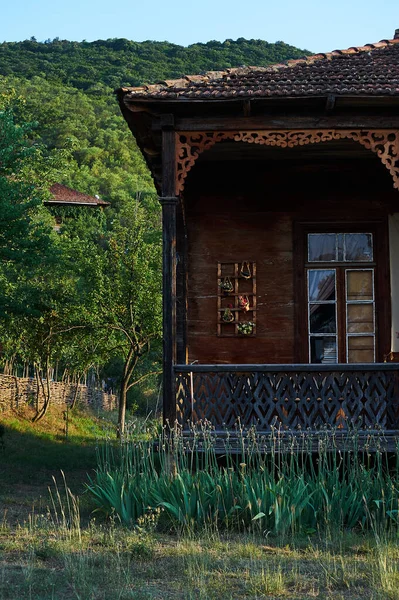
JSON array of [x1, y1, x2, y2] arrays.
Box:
[[48, 184, 109, 206]]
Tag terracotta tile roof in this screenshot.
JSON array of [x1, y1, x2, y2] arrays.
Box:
[[120, 37, 399, 101], [47, 184, 110, 207]]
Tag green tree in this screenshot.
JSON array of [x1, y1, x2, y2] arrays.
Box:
[[54, 208, 112, 407], [0, 108, 67, 316], [0, 107, 74, 420], [80, 199, 162, 435]]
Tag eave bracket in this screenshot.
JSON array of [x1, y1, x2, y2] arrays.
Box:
[[175, 129, 399, 194]]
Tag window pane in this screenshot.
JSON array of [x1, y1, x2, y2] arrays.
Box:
[[308, 234, 336, 262], [337, 234, 344, 261], [310, 337, 337, 363], [348, 336, 375, 363], [344, 233, 373, 262], [346, 270, 373, 301], [347, 304, 374, 333], [310, 304, 336, 333], [308, 270, 336, 302]]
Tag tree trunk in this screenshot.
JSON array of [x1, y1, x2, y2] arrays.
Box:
[[118, 379, 128, 438], [70, 377, 81, 410], [32, 358, 51, 423], [117, 350, 139, 437], [34, 362, 41, 414]]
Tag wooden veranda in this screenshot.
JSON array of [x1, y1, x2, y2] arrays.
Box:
[[117, 32, 399, 447]]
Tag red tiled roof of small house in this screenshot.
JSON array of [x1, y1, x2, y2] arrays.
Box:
[[120, 33, 399, 101], [46, 184, 110, 207]]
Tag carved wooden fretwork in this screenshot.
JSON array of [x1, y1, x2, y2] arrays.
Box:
[[175, 366, 399, 432], [175, 129, 399, 194]]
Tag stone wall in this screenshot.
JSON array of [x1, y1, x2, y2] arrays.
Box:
[[0, 374, 117, 412]]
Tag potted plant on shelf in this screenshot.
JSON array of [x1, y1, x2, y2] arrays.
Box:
[[237, 321, 255, 335], [219, 277, 234, 294], [238, 295, 250, 312], [222, 305, 234, 322]]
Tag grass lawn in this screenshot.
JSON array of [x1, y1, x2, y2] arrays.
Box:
[[1, 405, 115, 525], [1, 406, 399, 599]]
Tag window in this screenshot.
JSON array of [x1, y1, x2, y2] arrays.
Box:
[[308, 268, 338, 362], [294, 223, 390, 365], [308, 233, 373, 263], [307, 233, 375, 363]]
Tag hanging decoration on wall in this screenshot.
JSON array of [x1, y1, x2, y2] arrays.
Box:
[[217, 262, 256, 337], [219, 277, 234, 294], [238, 295, 250, 312], [240, 261, 252, 279], [222, 306, 235, 322]]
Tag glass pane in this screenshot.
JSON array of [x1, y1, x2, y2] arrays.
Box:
[[337, 234, 344, 261], [310, 337, 337, 364], [348, 336, 375, 363], [308, 234, 336, 262], [347, 304, 374, 333], [346, 270, 373, 301], [344, 233, 373, 262], [310, 304, 336, 333], [308, 270, 336, 302]]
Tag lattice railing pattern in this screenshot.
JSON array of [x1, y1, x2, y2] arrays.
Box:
[[175, 129, 399, 193], [175, 365, 399, 431]]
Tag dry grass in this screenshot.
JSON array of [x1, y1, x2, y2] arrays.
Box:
[[2, 516, 399, 599], [2, 408, 399, 599]]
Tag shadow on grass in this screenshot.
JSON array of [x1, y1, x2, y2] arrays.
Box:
[[0, 408, 117, 523], [1, 423, 101, 484]]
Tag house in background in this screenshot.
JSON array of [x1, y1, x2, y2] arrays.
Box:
[[45, 184, 109, 230], [117, 31, 399, 443]]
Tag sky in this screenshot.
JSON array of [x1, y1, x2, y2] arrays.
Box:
[[1, 0, 399, 53]]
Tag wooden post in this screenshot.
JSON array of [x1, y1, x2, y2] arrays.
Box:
[[160, 121, 178, 427], [160, 196, 178, 426], [176, 201, 188, 364]]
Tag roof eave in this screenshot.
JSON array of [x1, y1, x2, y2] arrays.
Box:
[[44, 201, 110, 207], [121, 93, 399, 106]]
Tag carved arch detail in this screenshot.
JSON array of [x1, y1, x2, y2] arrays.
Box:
[[175, 129, 399, 194]]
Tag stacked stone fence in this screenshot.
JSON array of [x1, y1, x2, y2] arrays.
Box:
[[0, 374, 117, 412]]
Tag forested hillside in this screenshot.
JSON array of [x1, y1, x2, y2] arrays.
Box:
[[0, 38, 310, 200], [0, 38, 310, 90]]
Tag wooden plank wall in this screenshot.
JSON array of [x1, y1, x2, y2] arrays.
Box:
[[184, 156, 398, 364]]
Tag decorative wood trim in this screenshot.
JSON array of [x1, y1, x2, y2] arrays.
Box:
[[175, 129, 399, 194]]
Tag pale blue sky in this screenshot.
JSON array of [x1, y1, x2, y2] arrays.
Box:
[[1, 0, 399, 53]]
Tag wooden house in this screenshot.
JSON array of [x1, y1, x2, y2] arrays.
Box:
[[46, 184, 110, 209], [45, 184, 110, 231], [117, 32, 399, 443]]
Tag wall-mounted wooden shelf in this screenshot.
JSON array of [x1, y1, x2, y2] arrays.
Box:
[[217, 262, 257, 337]]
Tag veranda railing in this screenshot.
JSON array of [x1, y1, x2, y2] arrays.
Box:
[[174, 363, 399, 432]]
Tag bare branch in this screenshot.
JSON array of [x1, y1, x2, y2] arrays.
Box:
[[127, 370, 162, 391]]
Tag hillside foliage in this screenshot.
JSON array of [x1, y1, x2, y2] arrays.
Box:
[[0, 38, 311, 90]]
